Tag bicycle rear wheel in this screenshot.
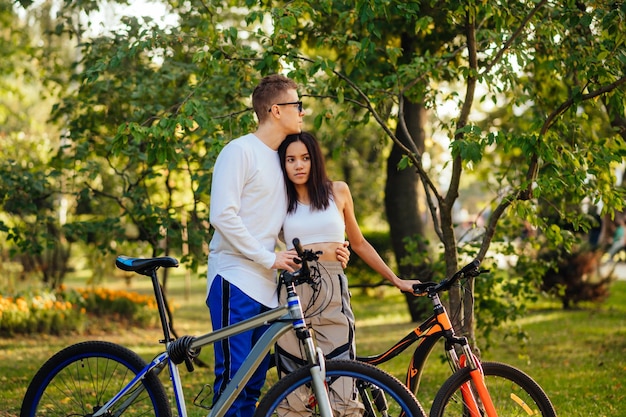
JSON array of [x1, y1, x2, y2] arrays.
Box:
[[255, 359, 426, 417], [21, 340, 171, 417], [430, 361, 556, 417]]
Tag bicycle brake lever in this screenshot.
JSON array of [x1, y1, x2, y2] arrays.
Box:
[[465, 267, 489, 278], [412, 282, 437, 296]]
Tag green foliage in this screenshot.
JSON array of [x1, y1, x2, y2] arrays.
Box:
[[3, 0, 626, 344], [0, 162, 54, 255], [473, 259, 538, 344], [348, 230, 397, 287]]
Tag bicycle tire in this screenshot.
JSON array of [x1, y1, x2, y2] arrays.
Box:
[[20, 340, 171, 417], [430, 361, 557, 417], [255, 359, 427, 417]]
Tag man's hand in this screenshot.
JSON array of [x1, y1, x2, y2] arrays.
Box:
[[336, 241, 350, 269], [273, 250, 299, 272]]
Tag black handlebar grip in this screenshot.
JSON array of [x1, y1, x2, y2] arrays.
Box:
[[458, 259, 481, 277], [419, 259, 483, 295], [464, 259, 481, 272], [292, 238, 309, 275], [293, 238, 304, 257]]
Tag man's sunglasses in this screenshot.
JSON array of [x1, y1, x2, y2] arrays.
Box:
[[268, 101, 303, 113]]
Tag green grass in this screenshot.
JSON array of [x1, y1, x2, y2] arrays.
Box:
[[2, 270, 625, 416]]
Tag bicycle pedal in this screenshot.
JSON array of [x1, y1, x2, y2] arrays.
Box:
[[193, 384, 213, 410]]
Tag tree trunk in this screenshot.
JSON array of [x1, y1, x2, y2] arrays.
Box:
[[384, 100, 431, 321]]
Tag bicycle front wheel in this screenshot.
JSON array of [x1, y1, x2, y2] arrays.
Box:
[[255, 359, 426, 417], [21, 340, 171, 417], [430, 361, 557, 417]]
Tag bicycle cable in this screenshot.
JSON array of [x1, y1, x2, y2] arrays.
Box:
[[277, 260, 333, 319]]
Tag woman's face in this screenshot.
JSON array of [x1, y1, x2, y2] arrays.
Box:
[[284, 140, 310, 185]]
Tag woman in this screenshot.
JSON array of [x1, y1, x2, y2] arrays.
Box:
[[275, 132, 420, 416]]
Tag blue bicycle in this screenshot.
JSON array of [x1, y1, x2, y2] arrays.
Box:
[[20, 239, 426, 417]]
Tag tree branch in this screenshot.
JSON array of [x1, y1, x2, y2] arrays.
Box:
[[298, 54, 444, 204], [446, 12, 478, 210], [522, 75, 626, 199], [543, 75, 626, 135], [483, 0, 548, 74], [477, 191, 516, 261]]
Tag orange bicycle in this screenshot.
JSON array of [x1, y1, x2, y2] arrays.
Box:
[[358, 259, 557, 416]]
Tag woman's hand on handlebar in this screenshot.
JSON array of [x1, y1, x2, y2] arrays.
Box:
[[396, 279, 422, 294], [273, 249, 299, 272]]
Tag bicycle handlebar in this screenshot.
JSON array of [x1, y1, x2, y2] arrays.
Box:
[[281, 238, 321, 287], [412, 259, 486, 296]]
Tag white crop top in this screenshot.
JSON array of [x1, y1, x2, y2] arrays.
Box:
[[283, 199, 345, 249]]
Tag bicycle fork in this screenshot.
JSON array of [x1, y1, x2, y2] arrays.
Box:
[[447, 340, 498, 417], [286, 287, 334, 417], [431, 291, 498, 417]]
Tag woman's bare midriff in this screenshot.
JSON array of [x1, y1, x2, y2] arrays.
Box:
[[301, 242, 345, 262]]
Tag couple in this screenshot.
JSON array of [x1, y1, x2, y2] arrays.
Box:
[[207, 74, 420, 416]]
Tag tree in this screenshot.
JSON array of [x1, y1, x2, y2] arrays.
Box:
[[0, 0, 76, 288], [9, 1, 626, 347], [254, 1, 626, 344]]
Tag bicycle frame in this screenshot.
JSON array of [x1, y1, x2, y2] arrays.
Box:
[[358, 260, 498, 416], [190, 307, 295, 416], [103, 253, 334, 417], [358, 288, 467, 390], [93, 304, 295, 417], [458, 354, 498, 417], [358, 309, 447, 392]]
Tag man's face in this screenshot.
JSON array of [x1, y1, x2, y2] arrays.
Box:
[[270, 89, 304, 135]]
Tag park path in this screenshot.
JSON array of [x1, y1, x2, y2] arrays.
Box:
[[599, 262, 626, 280]]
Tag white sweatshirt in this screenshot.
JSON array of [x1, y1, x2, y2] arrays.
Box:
[[207, 133, 287, 308]]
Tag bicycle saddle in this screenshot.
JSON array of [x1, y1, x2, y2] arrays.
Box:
[[116, 255, 179, 274]]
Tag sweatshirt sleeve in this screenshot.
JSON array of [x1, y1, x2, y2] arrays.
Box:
[[209, 142, 277, 269]]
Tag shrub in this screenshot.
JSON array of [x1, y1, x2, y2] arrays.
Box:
[[0, 291, 85, 335], [0, 286, 159, 335], [539, 247, 615, 309]]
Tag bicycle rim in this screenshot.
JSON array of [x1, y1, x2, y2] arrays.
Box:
[[20, 341, 171, 417], [255, 359, 426, 417], [430, 361, 557, 417]]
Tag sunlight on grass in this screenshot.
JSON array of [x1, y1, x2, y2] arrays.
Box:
[[514, 310, 570, 325], [356, 311, 410, 327]]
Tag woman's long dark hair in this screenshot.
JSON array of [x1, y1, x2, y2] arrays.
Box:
[[278, 132, 333, 214]]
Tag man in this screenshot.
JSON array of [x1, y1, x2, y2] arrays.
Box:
[[207, 74, 347, 416]]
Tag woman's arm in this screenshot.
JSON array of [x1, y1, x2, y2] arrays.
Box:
[[333, 181, 420, 293]]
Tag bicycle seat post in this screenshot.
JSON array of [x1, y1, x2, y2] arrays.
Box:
[[149, 268, 173, 345]]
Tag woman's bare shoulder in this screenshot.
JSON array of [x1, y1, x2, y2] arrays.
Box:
[[332, 180, 350, 194], [332, 181, 352, 208]]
